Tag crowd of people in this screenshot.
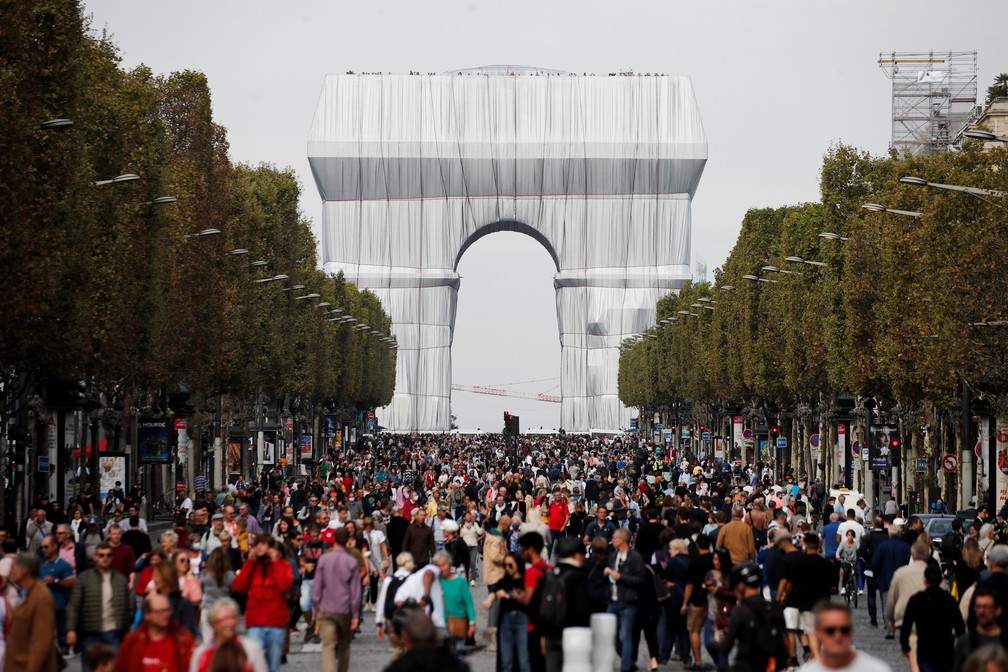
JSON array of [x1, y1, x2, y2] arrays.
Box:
[[2, 431, 1008, 672]]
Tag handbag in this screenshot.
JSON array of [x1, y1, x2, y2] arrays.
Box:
[[447, 615, 469, 639]]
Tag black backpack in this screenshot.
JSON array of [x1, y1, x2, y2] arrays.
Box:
[[383, 574, 409, 621], [530, 566, 567, 636], [743, 596, 788, 672]]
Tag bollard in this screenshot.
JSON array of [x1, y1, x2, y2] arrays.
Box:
[[562, 626, 593, 672], [591, 612, 617, 671]]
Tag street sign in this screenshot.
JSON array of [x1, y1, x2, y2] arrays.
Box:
[[702, 431, 711, 441], [368, 412, 376, 420], [776, 436, 787, 449], [37, 455, 49, 472], [943, 454, 959, 473], [655, 423, 663, 431], [742, 428, 753, 440], [173, 417, 187, 430], [916, 458, 927, 473], [976, 441, 984, 459], [368, 419, 376, 431], [851, 440, 860, 457], [630, 418, 638, 429], [809, 434, 820, 448]]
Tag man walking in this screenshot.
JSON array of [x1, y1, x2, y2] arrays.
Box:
[[113, 594, 195, 672], [66, 541, 133, 668], [402, 509, 436, 566], [716, 504, 756, 564], [605, 528, 646, 672], [313, 527, 362, 672], [40, 535, 76, 653], [7, 553, 57, 671]]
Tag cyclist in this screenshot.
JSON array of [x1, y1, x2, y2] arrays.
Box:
[[836, 530, 859, 604]]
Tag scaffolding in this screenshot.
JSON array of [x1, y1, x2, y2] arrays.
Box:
[[879, 51, 978, 156]]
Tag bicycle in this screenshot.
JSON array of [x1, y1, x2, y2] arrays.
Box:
[[840, 560, 858, 608]]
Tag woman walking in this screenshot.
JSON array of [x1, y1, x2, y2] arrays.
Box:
[[435, 550, 477, 650], [231, 535, 294, 672], [200, 548, 235, 642], [483, 551, 531, 672]]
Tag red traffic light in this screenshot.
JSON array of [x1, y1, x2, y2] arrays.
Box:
[[891, 439, 900, 448]]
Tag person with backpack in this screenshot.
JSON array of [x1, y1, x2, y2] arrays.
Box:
[[719, 561, 788, 672], [537, 537, 591, 672], [518, 532, 552, 672], [375, 552, 416, 656]]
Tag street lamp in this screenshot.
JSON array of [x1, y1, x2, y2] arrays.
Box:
[[900, 176, 1006, 199], [281, 284, 306, 292], [861, 203, 923, 218], [677, 310, 690, 316], [227, 248, 249, 256], [761, 265, 797, 275], [316, 301, 332, 308], [818, 232, 849, 241], [784, 256, 828, 267], [964, 130, 1008, 143], [40, 118, 74, 130], [183, 228, 222, 239], [295, 293, 321, 301], [720, 285, 736, 291], [249, 260, 268, 268], [252, 274, 288, 284], [144, 196, 178, 206], [93, 173, 140, 186]]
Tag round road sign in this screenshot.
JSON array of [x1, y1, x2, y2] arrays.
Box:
[[742, 429, 753, 440], [942, 454, 959, 473], [851, 440, 860, 457], [976, 441, 983, 459], [809, 434, 820, 448]]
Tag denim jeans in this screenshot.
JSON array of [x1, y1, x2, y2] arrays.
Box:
[[865, 576, 880, 625], [247, 625, 286, 672], [499, 610, 532, 672], [81, 631, 120, 672], [608, 602, 638, 672], [703, 619, 730, 669]]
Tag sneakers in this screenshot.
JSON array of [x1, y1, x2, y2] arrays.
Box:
[[839, 587, 846, 595], [470, 579, 476, 587]]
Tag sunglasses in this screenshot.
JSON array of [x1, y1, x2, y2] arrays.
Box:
[[820, 626, 852, 636]]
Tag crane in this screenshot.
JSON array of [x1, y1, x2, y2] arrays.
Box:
[[451, 384, 560, 404]]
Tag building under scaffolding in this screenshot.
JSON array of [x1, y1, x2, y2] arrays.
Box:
[[879, 51, 979, 156]]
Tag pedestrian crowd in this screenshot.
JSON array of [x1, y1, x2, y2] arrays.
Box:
[[2, 432, 1008, 672]]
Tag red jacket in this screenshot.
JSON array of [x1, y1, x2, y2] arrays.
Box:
[[231, 555, 294, 627], [113, 622, 195, 672]]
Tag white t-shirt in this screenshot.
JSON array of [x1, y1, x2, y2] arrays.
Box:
[[837, 520, 864, 548], [394, 564, 445, 627], [799, 650, 892, 672]]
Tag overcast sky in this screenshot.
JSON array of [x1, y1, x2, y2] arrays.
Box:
[[83, 0, 1007, 431]]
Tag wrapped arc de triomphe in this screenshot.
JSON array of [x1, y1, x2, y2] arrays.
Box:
[[308, 69, 707, 433]]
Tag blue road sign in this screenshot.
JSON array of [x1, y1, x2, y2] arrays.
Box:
[[776, 436, 787, 449], [702, 431, 711, 441]]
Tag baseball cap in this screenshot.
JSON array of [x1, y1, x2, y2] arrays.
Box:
[[892, 517, 907, 527], [731, 561, 762, 587], [212, 513, 224, 521]]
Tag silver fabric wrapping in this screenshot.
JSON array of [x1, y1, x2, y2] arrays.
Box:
[[309, 73, 706, 432]]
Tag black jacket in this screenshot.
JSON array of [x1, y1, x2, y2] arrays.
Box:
[[584, 552, 611, 612], [900, 586, 963, 670], [607, 548, 647, 605]]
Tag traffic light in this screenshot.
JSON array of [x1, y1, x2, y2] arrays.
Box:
[[769, 427, 780, 440]]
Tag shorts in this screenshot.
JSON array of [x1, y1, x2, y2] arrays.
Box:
[[798, 611, 815, 635], [687, 605, 706, 632], [300, 579, 314, 613], [784, 607, 799, 630]]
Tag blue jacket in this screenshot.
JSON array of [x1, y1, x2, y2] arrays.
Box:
[[870, 538, 911, 591]]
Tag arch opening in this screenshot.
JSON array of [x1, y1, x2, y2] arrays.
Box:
[[452, 230, 561, 431], [453, 220, 560, 273]]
